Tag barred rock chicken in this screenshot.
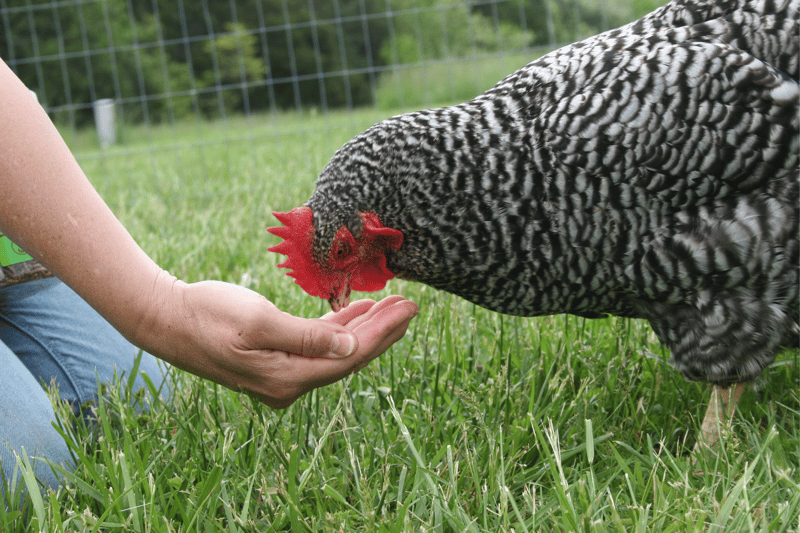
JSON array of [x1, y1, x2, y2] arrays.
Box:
[[269, 0, 799, 447]]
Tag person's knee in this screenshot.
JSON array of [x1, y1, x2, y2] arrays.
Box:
[[0, 406, 74, 498]]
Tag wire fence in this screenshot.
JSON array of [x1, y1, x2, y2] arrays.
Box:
[[1, 0, 653, 190]]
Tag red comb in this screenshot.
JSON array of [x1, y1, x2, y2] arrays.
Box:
[[267, 206, 328, 298]]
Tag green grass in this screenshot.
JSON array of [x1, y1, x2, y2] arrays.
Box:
[[3, 78, 799, 531], [373, 51, 547, 110]]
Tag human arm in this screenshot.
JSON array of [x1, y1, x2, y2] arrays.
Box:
[[0, 58, 417, 406]]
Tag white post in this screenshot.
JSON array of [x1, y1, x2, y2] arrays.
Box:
[[93, 98, 117, 149]]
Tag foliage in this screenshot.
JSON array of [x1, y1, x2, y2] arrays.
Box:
[[197, 22, 268, 118], [373, 51, 541, 110], [377, 0, 534, 64], [633, 0, 672, 17], [0, 0, 665, 126], [0, 0, 134, 126]]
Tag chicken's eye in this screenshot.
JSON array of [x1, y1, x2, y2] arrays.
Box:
[[336, 242, 351, 258]]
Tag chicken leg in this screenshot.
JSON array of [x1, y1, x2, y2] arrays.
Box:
[[694, 382, 748, 451]]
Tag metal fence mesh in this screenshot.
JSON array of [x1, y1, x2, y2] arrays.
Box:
[[1, 0, 652, 189]]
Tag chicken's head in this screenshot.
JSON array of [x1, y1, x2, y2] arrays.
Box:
[[267, 206, 403, 311]]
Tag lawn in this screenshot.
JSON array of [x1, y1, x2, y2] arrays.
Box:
[[2, 89, 799, 531]]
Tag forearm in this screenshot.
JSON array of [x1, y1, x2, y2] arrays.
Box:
[[0, 59, 170, 348]]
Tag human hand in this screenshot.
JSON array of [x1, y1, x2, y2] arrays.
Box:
[[140, 277, 418, 408]]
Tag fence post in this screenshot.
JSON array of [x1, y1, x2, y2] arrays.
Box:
[[93, 98, 117, 149]]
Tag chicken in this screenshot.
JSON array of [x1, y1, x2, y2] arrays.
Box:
[[268, 0, 799, 447]]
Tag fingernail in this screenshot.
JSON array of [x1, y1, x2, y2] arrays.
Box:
[[330, 333, 356, 358]]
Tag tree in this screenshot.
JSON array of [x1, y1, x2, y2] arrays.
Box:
[[1, 0, 641, 125], [377, 0, 533, 65]]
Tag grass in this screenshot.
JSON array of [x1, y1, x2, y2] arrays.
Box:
[[2, 64, 799, 531], [372, 51, 546, 110]]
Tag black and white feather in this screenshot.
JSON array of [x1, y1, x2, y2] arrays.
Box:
[[306, 0, 799, 385]]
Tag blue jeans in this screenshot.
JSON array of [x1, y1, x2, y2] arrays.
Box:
[[0, 277, 169, 495]]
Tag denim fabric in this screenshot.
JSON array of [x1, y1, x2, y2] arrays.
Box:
[[0, 278, 169, 495]]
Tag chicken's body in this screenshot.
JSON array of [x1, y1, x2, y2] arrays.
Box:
[[274, 0, 799, 390]]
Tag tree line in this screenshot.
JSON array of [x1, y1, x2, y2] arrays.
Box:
[[1, 0, 663, 126]]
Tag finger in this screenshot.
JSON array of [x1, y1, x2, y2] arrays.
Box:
[[332, 295, 413, 330], [263, 311, 359, 359], [324, 299, 418, 373], [350, 316, 415, 374], [260, 297, 410, 360], [319, 299, 376, 324], [350, 301, 417, 363], [351, 298, 418, 338], [282, 299, 418, 387]]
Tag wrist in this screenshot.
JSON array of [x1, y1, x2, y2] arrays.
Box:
[[128, 269, 189, 363]]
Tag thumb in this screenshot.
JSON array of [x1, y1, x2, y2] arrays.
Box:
[[264, 311, 358, 359]]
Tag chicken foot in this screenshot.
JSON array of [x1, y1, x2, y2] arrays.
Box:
[[693, 382, 748, 451]]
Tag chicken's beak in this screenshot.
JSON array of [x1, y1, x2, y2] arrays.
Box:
[[328, 286, 352, 312]]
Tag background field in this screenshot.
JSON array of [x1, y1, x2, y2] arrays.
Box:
[[0, 103, 795, 532], [2, 0, 800, 531]]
